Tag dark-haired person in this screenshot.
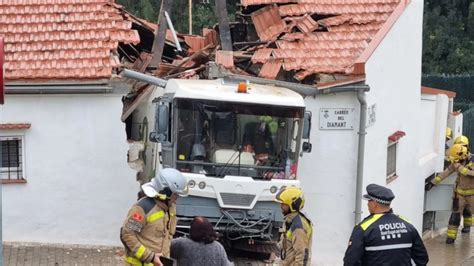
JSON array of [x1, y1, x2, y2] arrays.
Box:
[[171, 217, 233, 266]]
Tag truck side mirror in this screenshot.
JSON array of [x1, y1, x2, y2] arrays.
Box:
[[150, 103, 169, 143], [303, 111, 312, 139], [302, 142, 312, 153]]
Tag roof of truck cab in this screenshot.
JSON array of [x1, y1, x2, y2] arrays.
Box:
[[166, 78, 306, 107]]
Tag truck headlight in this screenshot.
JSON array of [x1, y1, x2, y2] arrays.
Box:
[[198, 181, 206, 189], [188, 180, 196, 188], [270, 186, 278, 194]]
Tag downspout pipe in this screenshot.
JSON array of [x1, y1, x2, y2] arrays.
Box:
[[355, 89, 368, 224]]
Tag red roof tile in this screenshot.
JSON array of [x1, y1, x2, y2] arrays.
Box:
[[0, 0, 139, 81], [0, 123, 31, 130], [251, 5, 286, 41], [203, 28, 218, 47], [251, 48, 274, 64], [295, 15, 319, 33], [317, 14, 352, 27], [421, 86, 456, 99], [216, 51, 234, 69], [259, 60, 282, 79], [247, 0, 407, 77], [279, 3, 398, 16], [183, 35, 207, 54]]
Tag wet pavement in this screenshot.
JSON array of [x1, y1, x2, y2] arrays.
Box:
[[2, 242, 270, 266], [3, 231, 473, 265], [424, 229, 474, 265]]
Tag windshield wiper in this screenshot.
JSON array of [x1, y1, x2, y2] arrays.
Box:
[[217, 150, 239, 177]]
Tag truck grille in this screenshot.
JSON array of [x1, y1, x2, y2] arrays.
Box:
[[220, 193, 256, 207]]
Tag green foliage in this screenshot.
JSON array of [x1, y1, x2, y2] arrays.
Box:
[[423, 0, 474, 74], [116, 0, 239, 35], [192, 3, 218, 34], [422, 74, 474, 102]]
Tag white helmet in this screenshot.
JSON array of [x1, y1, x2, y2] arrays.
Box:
[[142, 168, 189, 199]]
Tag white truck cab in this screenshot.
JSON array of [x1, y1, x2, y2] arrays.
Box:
[[123, 69, 312, 253]]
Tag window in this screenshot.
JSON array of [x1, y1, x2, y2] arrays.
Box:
[[1, 136, 25, 181], [386, 141, 397, 178]]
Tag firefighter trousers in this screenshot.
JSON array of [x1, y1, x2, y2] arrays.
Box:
[[447, 194, 474, 240]]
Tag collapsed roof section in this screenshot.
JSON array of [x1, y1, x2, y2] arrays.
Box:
[[231, 0, 408, 85]]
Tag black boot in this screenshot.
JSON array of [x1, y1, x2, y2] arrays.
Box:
[[446, 238, 455, 244], [461, 227, 471, 233]]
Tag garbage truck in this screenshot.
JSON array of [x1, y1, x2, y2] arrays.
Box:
[[122, 65, 313, 254]]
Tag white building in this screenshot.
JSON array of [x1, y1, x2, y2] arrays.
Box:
[[125, 1, 457, 265], [211, 0, 458, 264], [0, 1, 459, 264], [292, 1, 456, 264], [0, 1, 139, 246]]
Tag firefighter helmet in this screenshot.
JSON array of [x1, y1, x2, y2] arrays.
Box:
[[448, 144, 469, 162], [275, 186, 305, 212], [454, 135, 469, 147], [446, 128, 453, 140], [142, 168, 189, 199]]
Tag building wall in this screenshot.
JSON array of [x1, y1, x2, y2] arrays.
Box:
[[299, 92, 360, 265], [0, 94, 137, 246], [363, 0, 425, 234], [298, 1, 427, 265]]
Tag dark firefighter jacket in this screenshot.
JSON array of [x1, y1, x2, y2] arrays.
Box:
[[343, 210, 428, 266]]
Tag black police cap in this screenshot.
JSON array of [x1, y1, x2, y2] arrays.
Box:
[[363, 183, 395, 205]]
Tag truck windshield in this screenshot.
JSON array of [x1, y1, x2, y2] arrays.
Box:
[[175, 98, 304, 179]]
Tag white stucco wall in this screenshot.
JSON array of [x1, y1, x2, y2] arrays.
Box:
[[419, 94, 449, 176], [363, 0, 424, 233], [299, 92, 360, 265], [297, 1, 426, 265], [0, 93, 137, 246]]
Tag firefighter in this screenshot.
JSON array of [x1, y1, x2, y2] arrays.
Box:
[[426, 143, 474, 243], [120, 168, 189, 266], [275, 186, 312, 266], [444, 128, 453, 168], [454, 135, 469, 148], [454, 135, 473, 233], [344, 184, 428, 265], [446, 128, 453, 144], [440, 134, 473, 232]]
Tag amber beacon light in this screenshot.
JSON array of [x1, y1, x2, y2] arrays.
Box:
[[237, 82, 249, 93]]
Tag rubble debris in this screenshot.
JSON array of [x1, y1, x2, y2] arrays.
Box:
[[118, 0, 403, 118]]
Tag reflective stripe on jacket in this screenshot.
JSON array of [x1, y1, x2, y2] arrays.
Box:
[[120, 197, 177, 265]]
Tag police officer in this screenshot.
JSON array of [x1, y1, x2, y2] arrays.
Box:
[[275, 186, 312, 266], [343, 184, 428, 266], [426, 143, 474, 243], [120, 168, 189, 266]]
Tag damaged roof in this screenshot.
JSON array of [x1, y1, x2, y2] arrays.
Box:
[[0, 0, 140, 81], [242, 0, 408, 80]]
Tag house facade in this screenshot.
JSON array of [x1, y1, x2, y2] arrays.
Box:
[[125, 0, 451, 264], [295, 1, 452, 264], [0, 1, 458, 265], [0, 1, 139, 245]]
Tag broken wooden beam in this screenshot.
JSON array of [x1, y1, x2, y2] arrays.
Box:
[[215, 0, 233, 51], [150, 0, 174, 67]]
